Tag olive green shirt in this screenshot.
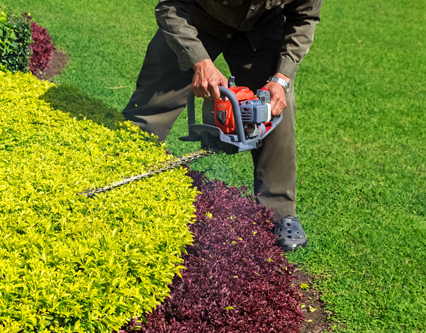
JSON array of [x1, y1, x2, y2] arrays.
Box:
[[155, 0, 322, 79]]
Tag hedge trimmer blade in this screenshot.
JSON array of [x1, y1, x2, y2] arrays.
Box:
[[80, 148, 218, 198]]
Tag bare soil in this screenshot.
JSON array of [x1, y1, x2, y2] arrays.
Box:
[[294, 268, 332, 333], [32, 49, 69, 82]]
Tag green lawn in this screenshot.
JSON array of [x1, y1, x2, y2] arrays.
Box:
[[4, 0, 426, 331]]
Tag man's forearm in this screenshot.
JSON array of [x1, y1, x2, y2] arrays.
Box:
[[155, 0, 211, 71], [277, 0, 323, 79]]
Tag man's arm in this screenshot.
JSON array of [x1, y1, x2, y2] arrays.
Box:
[[265, 0, 323, 116], [155, 0, 227, 100], [278, 0, 323, 80]]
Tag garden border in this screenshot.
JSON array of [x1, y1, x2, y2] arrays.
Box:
[[36, 43, 332, 333]]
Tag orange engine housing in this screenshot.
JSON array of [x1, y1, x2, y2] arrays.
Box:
[[214, 86, 258, 134]]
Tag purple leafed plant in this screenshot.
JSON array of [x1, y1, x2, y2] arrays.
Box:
[[24, 13, 55, 73], [122, 171, 304, 333]]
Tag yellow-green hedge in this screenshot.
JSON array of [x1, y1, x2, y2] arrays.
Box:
[[0, 71, 197, 333]]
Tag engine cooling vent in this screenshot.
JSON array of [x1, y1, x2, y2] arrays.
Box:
[[240, 100, 261, 123]]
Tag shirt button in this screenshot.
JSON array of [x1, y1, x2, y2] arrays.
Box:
[[223, 1, 228, 5], [227, 34, 232, 39], [251, 5, 256, 10]]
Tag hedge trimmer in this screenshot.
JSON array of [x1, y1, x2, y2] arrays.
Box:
[[81, 76, 282, 197]]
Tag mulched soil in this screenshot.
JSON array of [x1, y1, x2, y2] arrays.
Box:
[[32, 48, 69, 82], [294, 269, 331, 333], [40, 51, 332, 333]]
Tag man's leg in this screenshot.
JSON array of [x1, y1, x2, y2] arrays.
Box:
[[123, 29, 224, 141], [224, 34, 297, 221], [224, 33, 305, 251]]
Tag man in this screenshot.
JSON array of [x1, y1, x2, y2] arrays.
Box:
[[123, 0, 323, 252]]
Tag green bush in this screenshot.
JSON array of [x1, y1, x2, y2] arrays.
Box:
[[0, 71, 198, 333], [0, 4, 32, 72]]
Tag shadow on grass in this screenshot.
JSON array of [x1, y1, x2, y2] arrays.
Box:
[[39, 84, 160, 145], [39, 84, 126, 129]]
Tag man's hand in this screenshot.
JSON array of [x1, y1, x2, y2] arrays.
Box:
[[192, 59, 228, 100], [263, 73, 290, 116]]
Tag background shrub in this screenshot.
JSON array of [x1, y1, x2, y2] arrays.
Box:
[[123, 171, 304, 333], [0, 71, 198, 333], [23, 13, 55, 73], [0, 4, 31, 72]]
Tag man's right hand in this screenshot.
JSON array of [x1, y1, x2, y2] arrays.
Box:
[[192, 59, 228, 100]]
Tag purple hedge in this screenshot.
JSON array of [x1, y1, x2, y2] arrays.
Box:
[[24, 13, 55, 73], [121, 171, 304, 333]]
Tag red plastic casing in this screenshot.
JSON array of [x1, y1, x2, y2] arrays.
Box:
[[214, 86, 258, 134]]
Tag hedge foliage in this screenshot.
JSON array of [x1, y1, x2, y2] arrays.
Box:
[[0, 4, 31, 72], [0, 70, 198, 333]]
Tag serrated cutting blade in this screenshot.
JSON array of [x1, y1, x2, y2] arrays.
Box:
[[80, 148, 218, 198]]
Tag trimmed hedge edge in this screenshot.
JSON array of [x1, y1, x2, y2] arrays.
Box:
[[0, 70, 198, 333]]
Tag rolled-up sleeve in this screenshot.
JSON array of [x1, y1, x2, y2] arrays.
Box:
[[155, 0, 211, 71], [277, 0, 323, 79]]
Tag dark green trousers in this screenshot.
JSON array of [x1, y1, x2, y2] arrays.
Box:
[[123, 29, 297, 220]]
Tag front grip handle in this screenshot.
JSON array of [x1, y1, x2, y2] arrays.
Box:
[[185, 85, 282, 145], [218, 86, 246, 145]]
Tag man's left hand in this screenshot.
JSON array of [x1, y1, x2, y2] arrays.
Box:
[[263, 73, 290, 116]]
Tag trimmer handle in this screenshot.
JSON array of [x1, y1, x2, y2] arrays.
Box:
[[183, 84, 283, 146], [217, 86, 283, 145], [218, 86, 247, 145], [184, 86, 243, 142]]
